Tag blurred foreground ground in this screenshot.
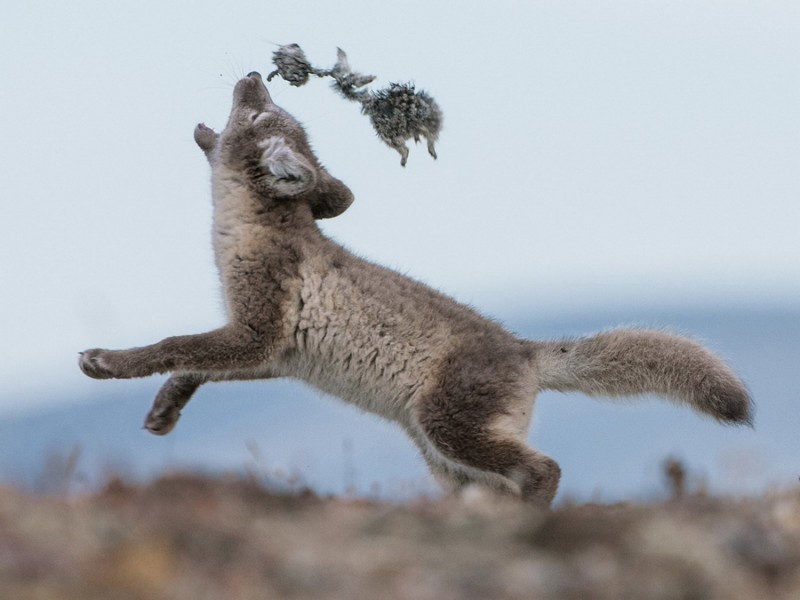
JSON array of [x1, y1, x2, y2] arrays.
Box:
[[2, 472, 799, 600]]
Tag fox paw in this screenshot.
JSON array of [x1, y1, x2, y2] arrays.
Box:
[[78, 349, 118, 379], [144, 403, 181, 435]]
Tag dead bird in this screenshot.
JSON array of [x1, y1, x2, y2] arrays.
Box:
[[268, 44, 442, 166], [330, 48, 442, 167]]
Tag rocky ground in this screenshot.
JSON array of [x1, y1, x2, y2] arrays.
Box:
[[1, 471, 799, 600]]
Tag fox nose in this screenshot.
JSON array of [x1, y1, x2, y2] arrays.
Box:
[[233, 71, 272, 109]]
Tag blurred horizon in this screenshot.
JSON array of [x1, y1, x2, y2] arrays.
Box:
[[5, 295, 798, 417], [3, 304, 797, 503]]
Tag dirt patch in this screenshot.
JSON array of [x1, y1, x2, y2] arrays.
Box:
[[1, 473, 798, 599]]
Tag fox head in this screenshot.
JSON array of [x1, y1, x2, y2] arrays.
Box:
[[194, 71, 354, 219]]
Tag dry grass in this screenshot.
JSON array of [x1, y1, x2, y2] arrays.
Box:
[[1, 471, 799, 600]]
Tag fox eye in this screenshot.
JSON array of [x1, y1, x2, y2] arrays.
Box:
[[250, 112, 274, 126]]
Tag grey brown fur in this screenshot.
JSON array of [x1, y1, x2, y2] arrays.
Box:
[[79, 73, 752, 506]]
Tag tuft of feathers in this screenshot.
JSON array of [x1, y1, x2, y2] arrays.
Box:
[[266, 43, 328, 87], [267, 44, 442, 166], [328, 48, 376, 99]]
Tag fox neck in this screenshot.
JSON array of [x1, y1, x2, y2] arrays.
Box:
[[209, 164, 318, 274]]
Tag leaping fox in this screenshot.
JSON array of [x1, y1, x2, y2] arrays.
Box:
[[80, 72, 751, 506]]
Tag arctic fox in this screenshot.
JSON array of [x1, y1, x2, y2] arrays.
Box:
[[79, 72, 751, 505]]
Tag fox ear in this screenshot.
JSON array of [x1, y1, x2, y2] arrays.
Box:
[[310, 169, 354, 219], [258, 136, 317, 197]]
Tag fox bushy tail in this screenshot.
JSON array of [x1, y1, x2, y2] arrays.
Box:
[[535, 328, 753, 425]]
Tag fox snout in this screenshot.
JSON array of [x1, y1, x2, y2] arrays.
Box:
[[233, 71, 273, 110]]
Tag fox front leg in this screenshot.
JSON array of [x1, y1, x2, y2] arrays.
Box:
[[144, 373, 205, 435], [79, 324, 270, 380], [144, 368, 275, 435]]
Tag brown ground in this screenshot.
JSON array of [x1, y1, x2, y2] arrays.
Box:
[[1, 472, 799, 600]]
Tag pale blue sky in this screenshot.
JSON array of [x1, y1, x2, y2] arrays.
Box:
[[1, 1, 798, 412]]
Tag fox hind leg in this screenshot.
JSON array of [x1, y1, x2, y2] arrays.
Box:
[[416, 427, 561, 506], [414, 397, 561, 506]]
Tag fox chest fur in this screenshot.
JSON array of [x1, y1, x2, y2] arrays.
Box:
[[211, 170, 447, 423]]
